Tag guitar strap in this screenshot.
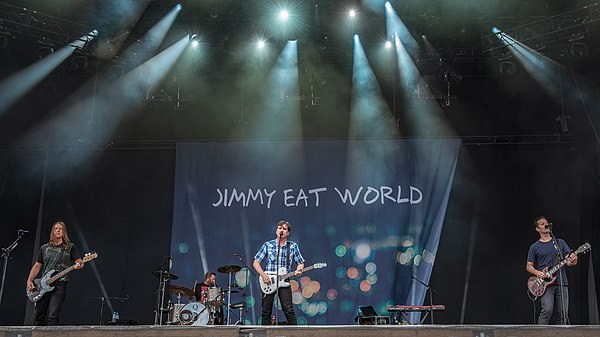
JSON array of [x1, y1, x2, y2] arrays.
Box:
[[285, 242, 291, 280]]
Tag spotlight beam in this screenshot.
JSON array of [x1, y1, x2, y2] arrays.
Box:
[[120, 4, 182, 72], [385, 2, 419, 57], [0, 31, 97, 115], [349, 35, 397, 139]]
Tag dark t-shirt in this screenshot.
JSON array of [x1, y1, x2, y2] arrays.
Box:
[[36, 242, 80, 282], [527, 239, 571, 286]]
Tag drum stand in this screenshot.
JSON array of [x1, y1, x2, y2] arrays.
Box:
[[166, 293, 183, 324], [230, 302, 247, 325], [154, 272, 168, 325], [225, 271, 233, 325]]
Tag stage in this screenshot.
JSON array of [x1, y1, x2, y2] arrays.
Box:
[[2, 325, 600, 337]]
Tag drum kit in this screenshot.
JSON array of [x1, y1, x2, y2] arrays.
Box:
[[153, 264, 247, 326]]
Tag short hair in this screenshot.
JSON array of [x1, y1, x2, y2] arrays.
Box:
[[533, 216, 547, 228], [276, 220, 291, 232], [205, 271, 216, 280]]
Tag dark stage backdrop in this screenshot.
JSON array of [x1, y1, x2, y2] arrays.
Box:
[[0, 142, 597, 326], [170, 139, 461, 324]]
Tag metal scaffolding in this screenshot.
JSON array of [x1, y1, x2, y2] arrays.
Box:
[[484, 3, 600, 53], [0, 1, 94, 46]]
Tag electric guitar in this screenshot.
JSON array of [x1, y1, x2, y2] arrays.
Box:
[[27, 252, 98, 302], [527, 243, 590, 298], [260, 262, 327, 295]]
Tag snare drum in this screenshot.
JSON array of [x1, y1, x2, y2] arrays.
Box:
[[167, 303, 185, 324], [202, 287, 223, 306], [179, 301, 209, 326]]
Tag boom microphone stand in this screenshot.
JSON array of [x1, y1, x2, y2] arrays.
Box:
[[0, 229, 28, 307]]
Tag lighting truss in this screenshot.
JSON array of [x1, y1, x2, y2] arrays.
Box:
[[0, 2, 95, 46], [484, 3, 600, 53], [0, 134, 575, 152]]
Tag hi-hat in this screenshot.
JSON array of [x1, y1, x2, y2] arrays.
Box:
[[217, 265, 242, 274], [167, 285, 194, 298], [152, 270, 179, 280]]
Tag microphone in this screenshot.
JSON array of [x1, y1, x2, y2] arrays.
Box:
[[18, 229, 29, 234]]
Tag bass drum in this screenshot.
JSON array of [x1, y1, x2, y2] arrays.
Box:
[[178, 301, 209, 326]]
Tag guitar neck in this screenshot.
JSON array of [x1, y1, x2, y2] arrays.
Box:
[[280, 265, 317, 280], [545, 245, 588, 277], [546, 259, 568, 277], [47, 264, 77, 284]]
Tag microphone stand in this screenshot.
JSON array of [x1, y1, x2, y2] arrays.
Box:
[[92, 295, 130, 325], [274, 235, 281, 326], [411, 275, 437, 324], [0, 230, 27, 307], [550, 228, 569, 324]]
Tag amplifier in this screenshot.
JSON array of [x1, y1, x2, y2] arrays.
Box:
[[357, 315, 390, 325]]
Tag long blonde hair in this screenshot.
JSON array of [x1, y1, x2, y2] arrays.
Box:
[[49, 221, 71, 249]]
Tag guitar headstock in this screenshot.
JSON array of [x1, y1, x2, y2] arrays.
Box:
[[82, 251, 98, 262], [314, 262, 327, 269], [575, 243, 591, 255]]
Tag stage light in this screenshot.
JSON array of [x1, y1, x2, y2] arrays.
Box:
[[108, 64, 124, 80], [570, 42, 588, 58], [36, 42, 55, 60], [279, 10, 289, 21], [498, 61, 516, 76], [189, 34, 199, 47], [66, 55, 88, 72]]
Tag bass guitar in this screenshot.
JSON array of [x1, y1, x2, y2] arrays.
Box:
[[260, 262, 327, 295], [527, 243, 590, 298], [27, 252, 98, 302]]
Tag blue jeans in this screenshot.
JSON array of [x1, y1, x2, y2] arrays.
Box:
[[538, 284, 569, 325]]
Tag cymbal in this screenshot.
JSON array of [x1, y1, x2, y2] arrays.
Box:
[[167, 285, 194, 297], [217, 265, 242, 274], [152, 271, 179, 280]]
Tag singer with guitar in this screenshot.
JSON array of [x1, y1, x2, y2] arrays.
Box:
[[526, 216, 577, 325], [253, 220, 304, 325], [26, 222, 85, 325]]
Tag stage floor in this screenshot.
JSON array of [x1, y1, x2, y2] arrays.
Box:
[[2, 325, 600, 337]]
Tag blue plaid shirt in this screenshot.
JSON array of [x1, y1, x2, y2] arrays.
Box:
[[254, 239, 305, 273]]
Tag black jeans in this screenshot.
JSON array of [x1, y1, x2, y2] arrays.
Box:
[[34, 281, 67, 326], [261, 286, 296, 325], [538, 284, 569, 325]]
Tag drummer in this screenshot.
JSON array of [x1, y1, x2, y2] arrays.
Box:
[[194, 271, 218, 303]]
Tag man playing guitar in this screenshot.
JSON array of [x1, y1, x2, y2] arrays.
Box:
[[526, 216, 577, 324]]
